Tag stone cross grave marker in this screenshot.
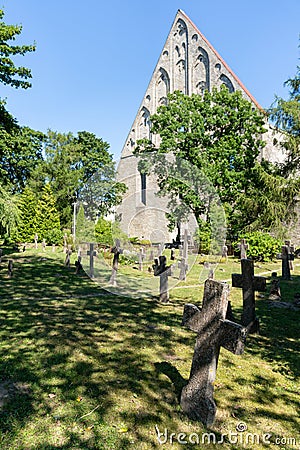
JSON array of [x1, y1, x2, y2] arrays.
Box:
[[222, 243, 228, 261], [0, 248, 2, 263], [180, 279, 247, 426], [75, 255, 83, 275], [157, 242, 164, 257], [34, 234, 38, 249], [149, 249, 154, 262], [238, 238, 248, 259], [153, 255, 171, 303], [87, 243, 97, 278], [109, 239, 123, 286], [284, 240, 294, 271], [179, 229, 189, 281], [7, 260, 13, 278], [64, 246, 72, 268], [280, 244, 293, 280], [232, 259, 266, 333]]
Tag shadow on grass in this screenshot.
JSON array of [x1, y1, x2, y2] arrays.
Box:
[[0, 249, 191, 449], [248, 275, 300, 380]]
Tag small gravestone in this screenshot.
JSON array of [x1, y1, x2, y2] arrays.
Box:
[[178, 230, 189, 281], [109, 239, 123, 286], [153, 255, 171, 303], [64, 247, 72, 268], [238, 238, 248, 259], [34, 234, 38, 249], [75, 255, 83, 274], [232, 259, 266, 333], [7, 260, 13, 278], [0, 248, 2, 263], [42, 239, 46, 252], [180, 279, 247, 426], [179, 257, 188, 281], [63, 233, 67, 253], [222, 243, 228, 261], [87, 243, 97, 278], [182, 229, 188, 260]]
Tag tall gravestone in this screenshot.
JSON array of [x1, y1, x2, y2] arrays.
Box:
[[238, 238, 248, 259], [179, 230, 189, 281], [63, 233, 68, 253], [153, 255, 171, 303], [34, 234, 38, 249], [65, 246, 72, 268], [222, 243, 228, 261], [284, 240, 294, 271], [232, 259, 266, 333], [281, 245, 292, 280], [109, 239, 123, 286], [8, 260, 13, 278], [180, 279, 247, 426]]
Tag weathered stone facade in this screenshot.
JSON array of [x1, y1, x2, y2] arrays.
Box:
[[116, 9, 284, 241]]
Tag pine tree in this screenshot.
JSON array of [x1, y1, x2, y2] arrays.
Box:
[[36, 184, 61, 243]]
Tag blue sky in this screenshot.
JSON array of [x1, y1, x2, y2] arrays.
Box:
[[1, 0, 299, 160]]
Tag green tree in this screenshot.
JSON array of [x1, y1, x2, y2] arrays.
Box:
[[36, 184, 61, 243], [0, 10, 42, 193], [37, 130, 126, 227], [0, 8, 36, 89], [94, 217, 113, 246], [0, 182, 19, 240], [136, 88, 298, 238]]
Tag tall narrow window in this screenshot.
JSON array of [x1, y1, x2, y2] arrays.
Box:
[[141, 172, 146, 205]]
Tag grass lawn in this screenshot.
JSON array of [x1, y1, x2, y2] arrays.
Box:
[[0, 246, 299, 449]]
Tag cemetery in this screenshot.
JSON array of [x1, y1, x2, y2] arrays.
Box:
[[0, 236, 299, 449]]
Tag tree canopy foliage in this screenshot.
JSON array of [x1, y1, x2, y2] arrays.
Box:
[[0, 9, 36, 89], [269, 58, 300, 176], [136, 87, 299, 239]]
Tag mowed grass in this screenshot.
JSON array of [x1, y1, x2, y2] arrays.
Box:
[[0, 246, 299, 449]]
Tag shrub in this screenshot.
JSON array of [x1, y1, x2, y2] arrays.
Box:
[[139, 239, 151, 246], [44, 228, 63, 245], [195, 222, 211, 254], [234, 231, 282, 262]]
